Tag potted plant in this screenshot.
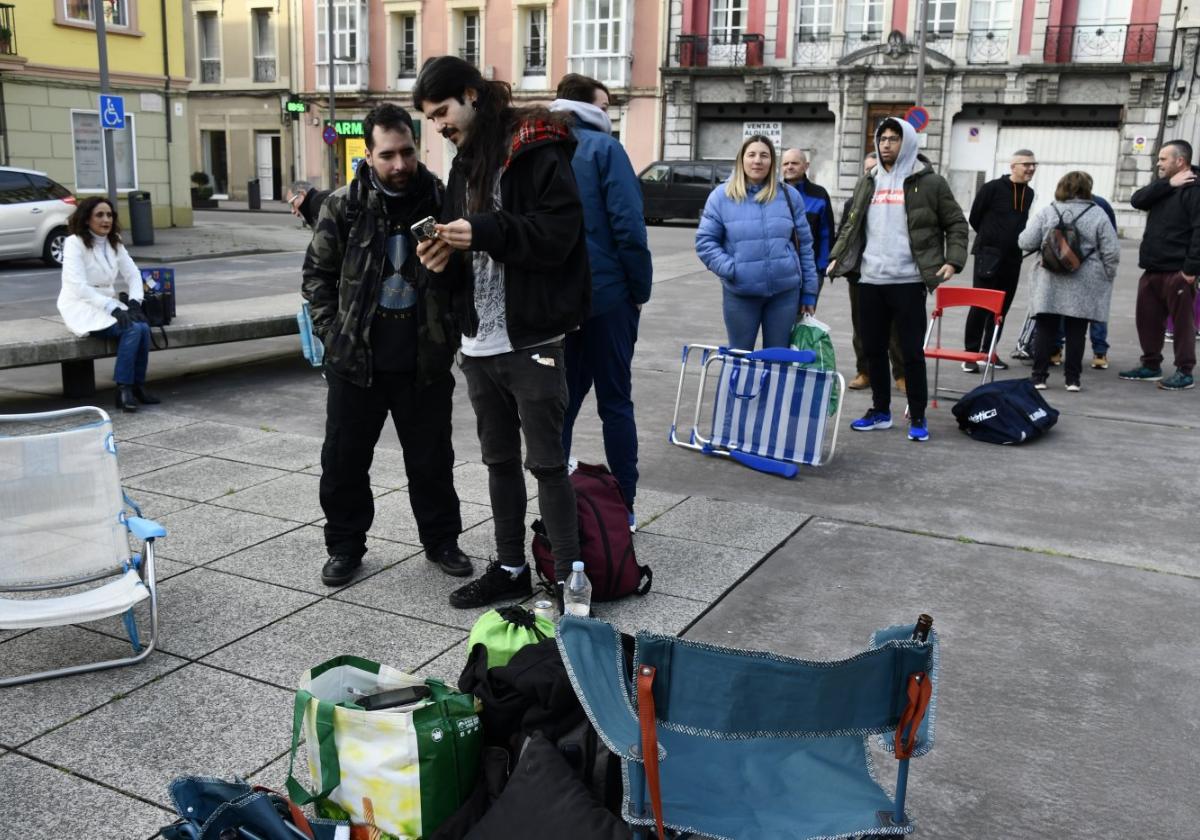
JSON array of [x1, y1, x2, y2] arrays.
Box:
[[190, 171, 218, 209], [0, 26, 12, 54]]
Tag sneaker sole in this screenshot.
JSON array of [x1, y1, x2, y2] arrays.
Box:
[[907, 432, 929, 441], [1158, 382, 1195, 391], [1119, 374, 1163, 381], [851, 421, 893, 431]]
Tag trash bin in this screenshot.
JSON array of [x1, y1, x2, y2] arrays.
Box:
[[128, 191, 154, 247], [247, 178, 261, 211]]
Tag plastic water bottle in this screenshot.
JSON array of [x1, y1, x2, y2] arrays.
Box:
[[563, 561, 592, 617]]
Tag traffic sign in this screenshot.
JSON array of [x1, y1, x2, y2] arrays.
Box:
[[904, 106, 930, 133], [322, 125, 338, 146], [100, 94, 126, 130]]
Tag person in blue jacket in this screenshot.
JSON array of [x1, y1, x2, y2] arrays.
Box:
[[551, 74, 652, 527], [695, 134, 819, 350]]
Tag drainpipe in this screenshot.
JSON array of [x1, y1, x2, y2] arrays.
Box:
[[161, 0, 176, 226], [658, 0, 675, 160], [1155, 0, 1187, 157]]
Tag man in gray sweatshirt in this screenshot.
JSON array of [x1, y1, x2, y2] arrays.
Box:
[[828, 117, 968, 441]]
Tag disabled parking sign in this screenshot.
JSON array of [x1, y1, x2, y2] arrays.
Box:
[[100, 95, 125, 130]]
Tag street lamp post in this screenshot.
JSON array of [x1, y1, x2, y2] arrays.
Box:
[[94, 0, 119, 206]]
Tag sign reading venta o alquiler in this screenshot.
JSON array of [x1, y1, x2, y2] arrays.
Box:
[[743, 121, 782, 149]]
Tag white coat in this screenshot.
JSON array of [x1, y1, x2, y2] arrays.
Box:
[[56, 234, 143, 337]]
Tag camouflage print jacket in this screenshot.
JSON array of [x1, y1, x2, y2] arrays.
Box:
[[301, 162, 457, 388]]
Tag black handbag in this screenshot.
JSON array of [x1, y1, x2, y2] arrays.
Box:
[[139, 267, 175, 349]]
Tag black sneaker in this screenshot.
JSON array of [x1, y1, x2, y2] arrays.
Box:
[[321, 554, 362, 587], [449, 561, 532, 608], [991, 359, 1009, 371], [426, 544, 473, 577]]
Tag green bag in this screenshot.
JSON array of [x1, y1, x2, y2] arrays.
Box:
[[285, 655, 482, 840], [468, 605, 556, 669], [789, 313, 840, 414]]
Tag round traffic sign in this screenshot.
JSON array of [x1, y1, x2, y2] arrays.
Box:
[[322, 125, 338, 146], [904, 106, 930, 133]]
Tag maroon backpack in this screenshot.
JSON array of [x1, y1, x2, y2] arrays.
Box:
[[531, 462, 652, 601]]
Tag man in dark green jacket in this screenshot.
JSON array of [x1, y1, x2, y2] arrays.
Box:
[[829, 116, 968, 442], [301, 103, 469, 587]]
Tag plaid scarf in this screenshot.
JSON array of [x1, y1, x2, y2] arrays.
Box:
[[503, 118, 570, 171]]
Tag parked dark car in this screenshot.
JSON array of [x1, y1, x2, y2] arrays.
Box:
[[638, 160, 733, 224]]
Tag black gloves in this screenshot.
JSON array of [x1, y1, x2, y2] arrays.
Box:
[[126, 299, 147, 322], [113, 307, 130, 328]]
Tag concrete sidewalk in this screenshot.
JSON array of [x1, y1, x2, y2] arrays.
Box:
[[128, 217, 311, 263], [1, 227, 1198, 840]]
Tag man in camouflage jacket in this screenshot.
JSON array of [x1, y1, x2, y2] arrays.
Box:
[[301, 104, 470, 587]]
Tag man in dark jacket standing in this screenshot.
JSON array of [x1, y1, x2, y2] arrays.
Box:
[[415, 57, 590, 611], [550, 73, 651, 529], [301, 104, 469, 587], [286, 181, 330, 228], [1120, 139, 1199, 391], [829, 117, 968, 442], [782, 148, 834, 280], [961, 149, 1036, 370]]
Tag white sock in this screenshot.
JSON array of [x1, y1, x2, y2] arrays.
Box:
[[501, 563, 527, 577]]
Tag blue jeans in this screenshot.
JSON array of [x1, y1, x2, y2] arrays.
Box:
[[1053, 318, 1108, 355], [91, 320, 151, 385], [722, 286, 800, 351], [563, 299, 640, 508]]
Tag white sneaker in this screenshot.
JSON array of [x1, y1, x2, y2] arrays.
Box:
[[1066, 383, 1081, 392]]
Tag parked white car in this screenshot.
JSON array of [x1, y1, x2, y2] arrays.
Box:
[[0, 166, 76, 266]]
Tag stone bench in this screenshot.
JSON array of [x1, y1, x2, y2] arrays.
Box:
[[0, 293, 302, 396]]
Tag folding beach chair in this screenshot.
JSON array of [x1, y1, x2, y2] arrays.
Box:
[[669, 345, 845, 479], [558, 615, 939, 840], [0, 407, 165, 686], [923, 286, 1006, 408]]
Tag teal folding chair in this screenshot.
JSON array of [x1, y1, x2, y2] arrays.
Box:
[[0, 407, 165, 686], [558, 615, 939, 840]]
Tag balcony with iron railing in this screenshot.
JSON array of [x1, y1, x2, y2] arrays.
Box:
[[793, 33, 833, 65], [459, 46, 479, 66], [0, 4, 17, 56], [397, 49, 417, 77], [524, 45, 547, 76], [199, 57, 221, 83], [676, 33, 766, 68], [253, 56, 276, 83], [967, 29, 1010, 64], [1044, 23, 1157, 64], [841, 30, 884, 57]]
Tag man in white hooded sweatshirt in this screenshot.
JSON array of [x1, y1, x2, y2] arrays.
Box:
[[828, 117, 968, 442]]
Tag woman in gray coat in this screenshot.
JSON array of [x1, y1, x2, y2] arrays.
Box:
[[1017, 171, 1120, 391]]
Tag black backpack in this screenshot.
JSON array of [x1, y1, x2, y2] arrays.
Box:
[[1040, 203, 1095, 273], [951, 379, 1060, 445]]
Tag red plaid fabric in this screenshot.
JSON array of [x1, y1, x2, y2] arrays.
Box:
[[504, 119, 570, 170]]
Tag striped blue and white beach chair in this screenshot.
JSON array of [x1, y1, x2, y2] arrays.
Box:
[[669, 345, 844, 479]]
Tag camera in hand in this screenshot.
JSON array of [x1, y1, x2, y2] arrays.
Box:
[[410, 216, 438, 242], [355, 684, 432, 711]]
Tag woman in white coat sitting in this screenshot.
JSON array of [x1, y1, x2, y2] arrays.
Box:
[[57, 196, 159, 412]]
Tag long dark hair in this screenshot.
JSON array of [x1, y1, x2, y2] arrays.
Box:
[[69, 196, 122, 250], [413, 56, 563, 212]]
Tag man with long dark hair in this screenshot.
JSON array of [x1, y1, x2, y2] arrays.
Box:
[[302, 103, 469, 587], [414, 56, 590, 611]]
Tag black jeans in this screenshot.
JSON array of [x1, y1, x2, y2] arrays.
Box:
[[320, 370, 462, 560], [964, 253, 1022, 352], [461, 345, 580, 581], [1033, 313, 1087, 384], [858, 282, 929, 422]]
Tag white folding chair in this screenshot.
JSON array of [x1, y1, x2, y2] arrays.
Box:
[[0, 407, 164, 686]]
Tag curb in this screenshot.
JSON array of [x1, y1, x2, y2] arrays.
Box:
[[126, 248, 300, 263]]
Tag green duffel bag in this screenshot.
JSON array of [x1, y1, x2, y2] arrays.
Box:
[[468, 605, 555, 669]]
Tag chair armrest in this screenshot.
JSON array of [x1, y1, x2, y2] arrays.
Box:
[[126, 516, 166, 541], [558, 616, 645, 761]]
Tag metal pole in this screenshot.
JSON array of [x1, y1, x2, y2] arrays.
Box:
[[914, 0, 929, 109], [327, 0, 337, 190], [95, 0, 118, 206]]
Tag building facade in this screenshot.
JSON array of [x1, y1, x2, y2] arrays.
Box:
[[0, 0, 194, 228], [661, 0, 1176, 234], [183, 0, 297, 202], [277, 0, 665, 190]]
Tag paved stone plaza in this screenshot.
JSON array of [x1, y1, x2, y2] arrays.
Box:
[[1, 226, 1197, 839]]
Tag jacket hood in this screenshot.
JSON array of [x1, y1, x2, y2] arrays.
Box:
[[874, 116, 920, 181], [504, 118, 574, 170], [548, 98, 613, 134]]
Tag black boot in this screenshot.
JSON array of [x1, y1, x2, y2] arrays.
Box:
[[115, 385, 138, 413], [132, 385, 161, 405]]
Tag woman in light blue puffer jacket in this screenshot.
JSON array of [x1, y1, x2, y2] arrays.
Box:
[[695, 134, 820, 349]]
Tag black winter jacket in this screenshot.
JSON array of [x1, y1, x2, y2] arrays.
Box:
[[1131, 168, 1200, 275], [969, 175, 1033, 255], [435, 119, 591, 348]]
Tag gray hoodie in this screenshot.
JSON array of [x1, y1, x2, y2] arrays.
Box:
[[861, 118, 922, 286]]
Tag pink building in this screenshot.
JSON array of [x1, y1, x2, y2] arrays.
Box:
[[293, 0, 666, 189]]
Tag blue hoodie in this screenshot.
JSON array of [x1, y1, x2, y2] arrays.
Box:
[[550, 99, 653, 317], [695, 180, 820, 305]]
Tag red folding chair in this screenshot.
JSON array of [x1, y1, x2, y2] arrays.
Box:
[[923, 286, 1006, 408]]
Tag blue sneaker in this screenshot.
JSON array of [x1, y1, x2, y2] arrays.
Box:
[[908, 418, 930, 442], [628, 510, 637, 533], [851, 409, 893, 431]]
